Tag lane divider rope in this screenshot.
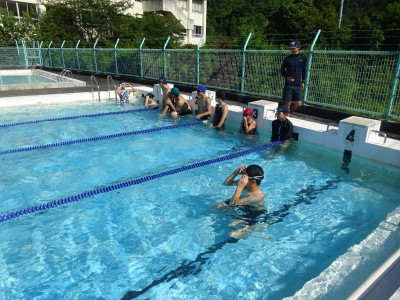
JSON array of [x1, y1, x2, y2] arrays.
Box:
[[0, 107, 158, 128], [0, 141, 282, 223], [0, 120, 203, 156]]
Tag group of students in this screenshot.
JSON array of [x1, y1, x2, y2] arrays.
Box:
[[116, 76, 295, 239], [116, 76, 294, 144]]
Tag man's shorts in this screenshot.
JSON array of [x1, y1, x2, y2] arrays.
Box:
[[283, 85, 303, 102]]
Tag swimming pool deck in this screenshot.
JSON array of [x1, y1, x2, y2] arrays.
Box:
[[1, 70, 399, 299]]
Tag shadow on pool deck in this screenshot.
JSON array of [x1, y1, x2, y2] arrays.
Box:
[[1, 68, 399, 140]]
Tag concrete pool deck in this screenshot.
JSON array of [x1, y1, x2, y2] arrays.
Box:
[[0, 75, 399, 299]]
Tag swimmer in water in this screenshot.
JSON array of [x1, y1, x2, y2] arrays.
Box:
[[216, 165, 267, 239]]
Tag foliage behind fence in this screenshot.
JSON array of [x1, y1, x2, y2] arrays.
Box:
[[1, 44, 399, 120]]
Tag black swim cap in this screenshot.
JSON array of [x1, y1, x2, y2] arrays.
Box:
[[246, 165, 264, 185], [216, 91, 225, 99]]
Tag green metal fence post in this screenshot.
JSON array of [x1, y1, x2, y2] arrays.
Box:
[[22, 40, 28, 67], [15, 40, 21, 66], [163, 36, 170, 77], [197, 35, 205, 86], [75, 40, 80, 70], [61, 40, 66, 68], [114, 38, 120, 75], [303, 29, 321, 104], [240, 33, 252, 94], [93, 39, 98, 73], [386, 52, 400, 120], [140, 37, 146, 79], [48, 41, 53, 67], [39, 41, 43, 66]]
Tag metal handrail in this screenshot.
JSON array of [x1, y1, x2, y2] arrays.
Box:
[[90, 75, 100, 101], [58, 69, 73, 82], [107, 75, 117, 100], [371, 130, 387, 144], [327, 122, 339, 131]]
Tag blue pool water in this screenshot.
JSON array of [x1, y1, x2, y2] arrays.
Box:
[[0, 100, 399, 299], [0, 75, 55, 85]]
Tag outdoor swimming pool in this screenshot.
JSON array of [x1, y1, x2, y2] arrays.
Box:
[[0, 99, 399, 299], [0, 75, 55, 85], [0, 69, 86, 91]]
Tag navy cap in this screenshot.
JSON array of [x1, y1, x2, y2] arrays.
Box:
[[158, 76, 167, 83], [277, 105, 290, 114], [288, 40, 300, 48]]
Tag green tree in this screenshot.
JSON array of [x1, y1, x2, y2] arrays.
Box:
[[0, 8, 38, 45], [38, 0, 134, 47], [378, 1, 400, 50]]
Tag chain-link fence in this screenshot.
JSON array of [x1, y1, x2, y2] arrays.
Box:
[[1, 43, 399, 120]]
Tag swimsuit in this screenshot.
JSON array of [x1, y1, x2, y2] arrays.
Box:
[[212, 104, 226, 129], [119, 90, 129, 103], [240, 119, 256, 135]]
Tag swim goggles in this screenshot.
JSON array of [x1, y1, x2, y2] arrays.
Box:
[[247, 175, 264, 180]]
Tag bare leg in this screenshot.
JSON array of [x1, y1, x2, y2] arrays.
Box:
[[289, 101, 302, 116]]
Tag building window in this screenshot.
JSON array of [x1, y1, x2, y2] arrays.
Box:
[[179, 0, 187, 10], [193, 25, 202, 37], [192, 0, 202, 12]]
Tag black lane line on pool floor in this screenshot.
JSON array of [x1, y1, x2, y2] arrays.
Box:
[[0, 120, 203, 156], [120, 176, 342, 300], [0, 141, 282, 222], [0, 107, 158, 128]]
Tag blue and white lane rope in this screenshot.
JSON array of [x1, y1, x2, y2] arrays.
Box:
[[0, 141, 282, 223], [0, 107, 158, 128], [0, 120, 203, 156]]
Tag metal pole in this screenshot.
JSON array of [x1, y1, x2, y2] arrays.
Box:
[[39, 41, 43, 66], [114, 38, 120, 75], [339, 0, 344, 29], [61, 40, 66, 68], [163, 36, 170, 77], [140, 37, 146, 79], [93, 39, 98, 73], [75, 40, 80, 70], [303, 29, 321, 104], [197, 35, 205, 86], [48, 41, 53, 67], [22, 40, 28, 67], [15, 40, 21, 66], [240, 33, 252, 94], [386, 52, 400, 120]]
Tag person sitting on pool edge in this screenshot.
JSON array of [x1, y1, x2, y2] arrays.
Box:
[[115, 80, 136, 103], [158, 76, 171, 110], [170, 87, 192, 116], [144, 93, 158, 108], [195, 85, 212, 120], [239, 108, 257, 135], [219, 165, 267, 239], [161, 89, 178, 117], [270, 105, 293, 143], [210, 91, 229, 131]]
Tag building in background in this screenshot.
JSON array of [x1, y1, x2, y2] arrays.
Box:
[[0, 0, 207, 46]]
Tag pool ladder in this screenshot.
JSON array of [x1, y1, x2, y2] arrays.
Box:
[[107, 75, 118, 101], [58, 69, 73, 82], [90, 75, 101, 101]]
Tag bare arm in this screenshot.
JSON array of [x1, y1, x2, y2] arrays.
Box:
[[223, 166, 246, 186]]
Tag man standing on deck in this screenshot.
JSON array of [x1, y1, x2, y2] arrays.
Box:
[[280, 39, 308, 116]]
